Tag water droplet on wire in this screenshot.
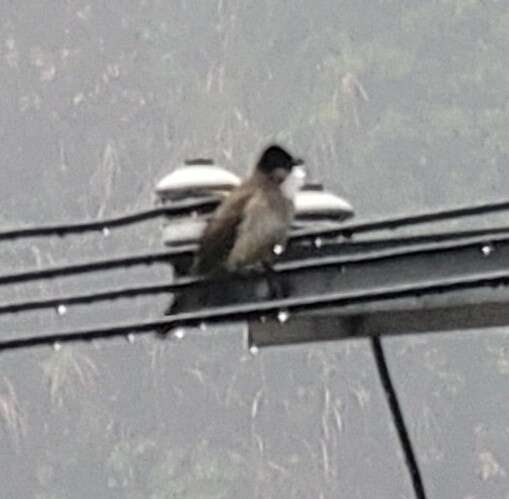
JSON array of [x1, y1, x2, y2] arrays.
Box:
[[173, 328, 186, 340], [481, 244, 494, 257], [277, 310, 290, 323], [273, 244, 284, 256]]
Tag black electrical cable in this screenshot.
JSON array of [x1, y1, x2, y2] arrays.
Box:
[[2, 223, 506, 289], [2, 265, 509, 351], [0, 245, 194, 286], [0, 230, 506, 310], [371, 337, 427, 499], [294, 218, 509, 242], [306, 226, 509, 246], [327, 198, 509, 237], [0, 230, 505, 309], [1, 196, 509, 241], [0, 197, 218, 240], [0, 276, 201, 314]]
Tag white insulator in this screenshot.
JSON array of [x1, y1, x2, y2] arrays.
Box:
[[162, 217, 207, 246], [156, 164, 240, 198], [295, 191, 354, 221]]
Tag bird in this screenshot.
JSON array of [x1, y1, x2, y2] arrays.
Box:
[[161, 144, 305, 324], [193, 144, 306, 284]]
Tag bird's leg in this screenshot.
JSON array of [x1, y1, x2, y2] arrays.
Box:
[[262, 262, 287, 300]]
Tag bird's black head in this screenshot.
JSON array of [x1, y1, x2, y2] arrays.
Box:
[[256, 145, 304, 175]]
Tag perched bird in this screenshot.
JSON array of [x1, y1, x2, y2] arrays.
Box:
[[193, 144, 306, 278], [162, 144, 305, 322]]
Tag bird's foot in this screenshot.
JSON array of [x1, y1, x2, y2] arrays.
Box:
[[262, 262, 289, 300]]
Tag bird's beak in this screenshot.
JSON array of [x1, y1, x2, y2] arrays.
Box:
[[292, 158, 304, 167], [292, 165, 306, 177], [292, 165, 307, 184]]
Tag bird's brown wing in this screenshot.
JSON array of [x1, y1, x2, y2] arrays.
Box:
[[193, 183, 255, 274]]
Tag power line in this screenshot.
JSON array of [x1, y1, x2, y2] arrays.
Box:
[[337, 198, 509, 235], [0, 231, 505, 305], [314, 226, 509, 246], [2, 265, 509, 351], [0, 246, 195, 286], [0, 197, 218, 240], [0, 218, 506, 289], [1, 196, 509, 242], [0, 276, 200, 314], [371, 337, 427, 499], [295, 199, 509, 240], [1, 223, 506, 289]]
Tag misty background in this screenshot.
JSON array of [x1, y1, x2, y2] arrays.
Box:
[[0, 1, 508, 498]]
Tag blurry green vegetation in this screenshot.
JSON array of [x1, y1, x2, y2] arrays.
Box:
[[122, 0, 509, 213], [1, 0, 507, 221], [148, 443, 247, 499], [0, 376, 27, 448], [111, 0, 505, 214], [42, 348, 98, 409]]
